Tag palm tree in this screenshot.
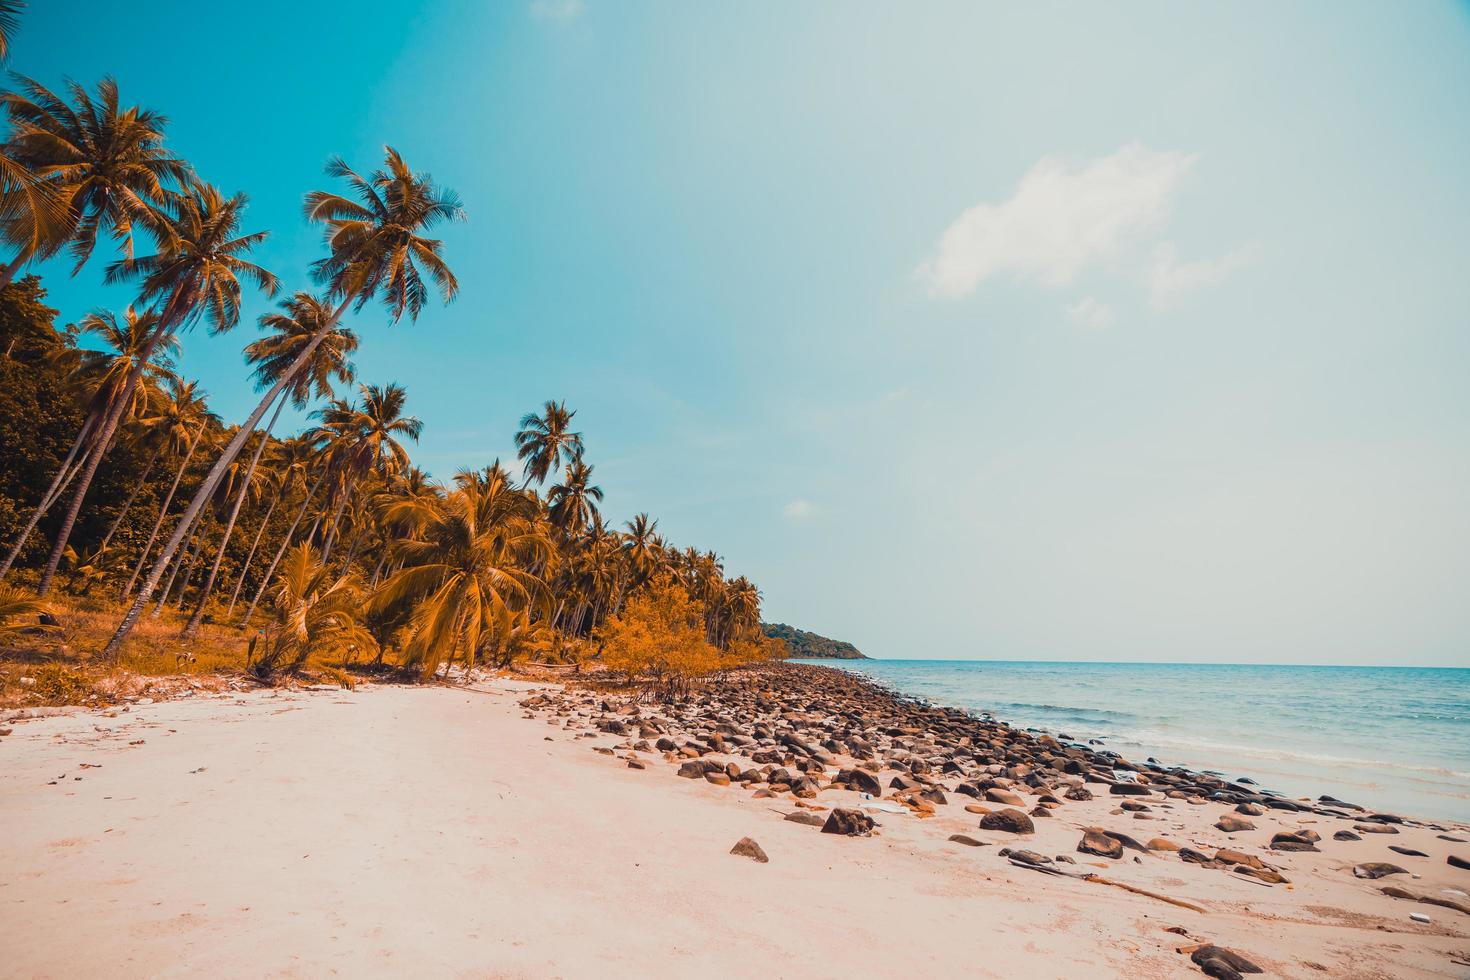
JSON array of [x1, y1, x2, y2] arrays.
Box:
[[0, 304, 178, 581], [374, 479, 549, 678], [179, 294, 358, 637], [244, 543, 375, 682], [0, 2, 25, 60], [547, 456, 602, 535], [0, 75, 189, 285], [0, 585, 57, 641], [118, 378, 212, 596], [35, 183, 274, 598], [105, 147, 460, 658], [310, 382, 421, 564], [514, 400, 581, 489]]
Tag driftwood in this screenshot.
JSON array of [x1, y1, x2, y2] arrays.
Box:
[[1007, 858, 1208, 913]]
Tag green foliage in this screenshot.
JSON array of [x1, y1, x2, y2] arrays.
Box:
[[761, 622, 865, 659]]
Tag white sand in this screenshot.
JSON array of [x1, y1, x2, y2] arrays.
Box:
[[2, 680, 1467, 978]]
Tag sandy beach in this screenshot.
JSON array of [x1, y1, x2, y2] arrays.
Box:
[[2, 668, 1468, 979]]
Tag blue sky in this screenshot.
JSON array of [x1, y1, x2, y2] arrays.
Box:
[[13, 1, 1470, 665]]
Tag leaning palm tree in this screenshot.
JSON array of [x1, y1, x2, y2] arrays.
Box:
[[104, 147, 460, 658], [118, 377, 213, 596], [514, 400, 581, 489], [374, 479, 549, 678], [36, 184, 273, 598], [0, 75, 189, 285], [0, 304, 178, 582], [179, 294, 358, 638]]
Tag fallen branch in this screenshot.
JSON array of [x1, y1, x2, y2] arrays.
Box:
[[1085, 874, 1208, 913]]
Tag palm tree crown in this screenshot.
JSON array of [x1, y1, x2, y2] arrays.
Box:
[[514, 400, 582, 488]]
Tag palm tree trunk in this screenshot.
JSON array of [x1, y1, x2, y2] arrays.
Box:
[[240, 469, 328, 627], [154, 517, 205, 618], [122, 433, 200, 598], [224, 484, 283, 620], [36, 358, 152, 597], [369, 549, 388, 587], [319, 485, 352, 565], [0, 412, 98, 581], [97, 444, 163, 554], [181, 395, 285, 638], [104, 296, 354, 658], [0, 250, 28, 291]]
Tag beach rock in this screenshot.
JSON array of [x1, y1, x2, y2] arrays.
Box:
[[1270, 831, 1319, 852], [1235, 802, 1265, 816], [1104, 830, 1150, 853], [1439, 834, 1468, 843], [729, 837, 769, 863], [1234, 865, 1287, 884], [1029, 805, 1052, 818], [821, 808, 875, 837], [1179, 848, 1217, 867], [1147, 837, 1181, 852], [985, 787, 1025, 806], [784, 811, 825, 827], [1215, 848, 1264, 870], [677, 761, 706, 779], [626, 759, 647, 770], [1004, 849, 1052, 867], [1109, 782, 1152, 796], [1333, 830, 1361, 841], [919, 786, 948, 806], [1190, 945, 1263, 978], [838, 768, 882, 796], [1449, 855, 1470, 871], [1215, 814, 1255, 833], [1120, 800, 1150, 812], [964, 804, 990, 815], [1353, 862, 1408, 879], [1078, 830, 1123, 859], [948, 834, 984, 847], [704, 771, 731, 786], [979, 808, 1034, 835], [1353, 823, 1399, 834], [1064, 785, 1094, 802], [1388, 845, 1427, 857]]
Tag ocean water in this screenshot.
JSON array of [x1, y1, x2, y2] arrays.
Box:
[[798, 660, 1470, 822]]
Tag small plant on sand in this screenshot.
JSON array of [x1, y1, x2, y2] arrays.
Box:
[[245, 544, 376, 683]]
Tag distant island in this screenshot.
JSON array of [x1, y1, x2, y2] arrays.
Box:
[[762, 622, 868, 659]]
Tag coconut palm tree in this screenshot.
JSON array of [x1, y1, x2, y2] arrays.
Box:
[[547, 456, 602, 535], [244, 543, 375, 682], [0, 304, 178, 582], [0, 75, 190, 285], [0, 1, 25, 60], [36, 184, 274, 598], [309, 382, 421, 564], [105, 147, 460, 658], [179, 294, 358, 637], [373, 479, 549, 678], [117, 378, 213, 598], [514, 400, 582, 489]]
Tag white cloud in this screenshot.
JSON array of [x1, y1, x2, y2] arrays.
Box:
[[1066, 296, 1116, 329], [1147, 242, 1257, 310], [782, 499, 818, 522], [919, 142, 1196, 297], [530, 0, 585, 22]]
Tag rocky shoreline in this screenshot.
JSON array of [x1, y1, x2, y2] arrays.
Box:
[[519, 661, 1470, 978]]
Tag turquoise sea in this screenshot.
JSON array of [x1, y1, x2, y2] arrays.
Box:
[[800, 660, 1470, 822]]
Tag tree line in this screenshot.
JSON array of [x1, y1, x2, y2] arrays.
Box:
[[0, 3, 782, 685]]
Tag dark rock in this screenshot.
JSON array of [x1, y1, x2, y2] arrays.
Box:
[[677, 761, 705, 779], [1269, 831, 1319, 852], [784, 811, 825, 827], [821, 808, 875, 836], [1450, 854, 1470, 870], [948, 834, 984, 847], [1235, 802, 1265, 816], [838, 768, 882, 796], [1387, 845, 1427, 857], [1353, 823, 1399, 835], [1078, 830, 1123, 859], [979, 808, 1035, 835], [1333, 830, 1361, 841], [1190, 944, 1263, 978], [1064, 785, 1093, 802], [1109, 782, 1152, 796]]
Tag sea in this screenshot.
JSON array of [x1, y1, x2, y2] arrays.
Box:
[[796, 659, 1470, 822]]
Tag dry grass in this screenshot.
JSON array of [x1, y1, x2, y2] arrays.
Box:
[[1, 593, 346, 708]]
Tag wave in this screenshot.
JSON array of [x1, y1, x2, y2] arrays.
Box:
[[1108, 732, 1470, 784], [993, 702, 1138, 721]]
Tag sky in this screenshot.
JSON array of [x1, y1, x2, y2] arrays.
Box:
[[12, 1, 1470, 666]]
